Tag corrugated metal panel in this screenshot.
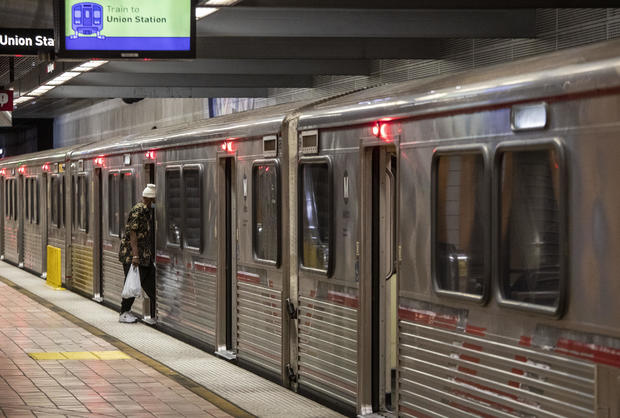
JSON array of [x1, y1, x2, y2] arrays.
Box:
[[297, 296, 358, 406], [23, 226, 42, 274], [3, 223, 19, 264], [398, 319, 595, 418], [71, 243, 93, 296], [236, 280, 282, 374], [101, 249, 143, 316], [156, 261, 216, 347]]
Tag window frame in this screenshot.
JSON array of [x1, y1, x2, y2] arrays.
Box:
[[165, 165, 183, 248], [181, 164, 203, 253], [25, 177, 30, 223], [493, 138, 567, 317], [298, 156, 334, 277], [76, 173, 89, 232], [119, 169, 135, 237], [108, 171, 121, 237], [431, 144, 491, 304], [252, 159, 281, 267], [34, 177, 40, 225], [12, 178, 17, 221]]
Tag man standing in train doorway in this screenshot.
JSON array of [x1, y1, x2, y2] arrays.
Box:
[[118, 184, 157, 324]]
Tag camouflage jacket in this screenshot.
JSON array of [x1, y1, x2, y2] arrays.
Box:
[[118, 202, 153, 265]]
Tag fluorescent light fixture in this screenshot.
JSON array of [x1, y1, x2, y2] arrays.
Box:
[[202, 0, 238, 5], [196, 7, 219, 19], [72, 60, 109, 72], [47, 71, 80, 86], [29, 85, 55, 96], [14, 96, 35, 104]]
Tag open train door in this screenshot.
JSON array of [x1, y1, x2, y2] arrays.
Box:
[[216, 152, 237, 360], [359, 144, 398, 415]]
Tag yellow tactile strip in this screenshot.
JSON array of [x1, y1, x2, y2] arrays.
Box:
[[29, 350, 131, 361]]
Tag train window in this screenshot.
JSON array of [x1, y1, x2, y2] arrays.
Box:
[[61, 176, 65, 228], [12, 179, 17, 221], [34, 179, 40, 224], [253, 161, 280, 265], [51, 177, 58, 227], [77, 175, 88, 232], [29, 178, 34, 223], [433, 150, 488, 301], [25, 178, 30, 222], [183, 166, 202, 250], [165, 168, 182, 246], [108, 173, 120, 236], [299, 160, 332, 274], [72, 176, 77, 228], [497, 144, 565, 313], [120, 172, 134, 235]]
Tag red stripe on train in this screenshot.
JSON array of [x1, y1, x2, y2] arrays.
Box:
[[326, 291, 358, 308], [398, 307, 458, 330], [465, 325, 486, 337], [155, 255, 170, 264], [194, 262, 217, 274], [555, 338, 620, 368], [237, 271, 260, 284]]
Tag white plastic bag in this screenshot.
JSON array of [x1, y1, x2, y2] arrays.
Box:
[[121, 265, 142, 299]]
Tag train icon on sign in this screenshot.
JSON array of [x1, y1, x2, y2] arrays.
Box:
[[70, 2, 105, 39]]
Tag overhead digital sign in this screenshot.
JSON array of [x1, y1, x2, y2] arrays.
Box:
[[56, 0, 195, 59]]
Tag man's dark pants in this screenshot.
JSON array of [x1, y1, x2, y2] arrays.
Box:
[[121, 263, 156, 315]]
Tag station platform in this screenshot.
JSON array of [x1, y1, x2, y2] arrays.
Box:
[[0, 261, 344, 418]]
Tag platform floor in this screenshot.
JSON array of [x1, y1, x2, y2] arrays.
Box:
[[0, 261, 344, 418]]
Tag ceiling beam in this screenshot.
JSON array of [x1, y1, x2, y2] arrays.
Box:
[[68, 73, 314, 88], [44, 86, 270, 99], [198, 8, 536, 38], [236, 0, 615, 7], [196, 37, 443, 59], [99, 59, 371, 76]]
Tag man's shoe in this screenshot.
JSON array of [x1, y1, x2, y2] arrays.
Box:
[[119, 312, 137, 323]]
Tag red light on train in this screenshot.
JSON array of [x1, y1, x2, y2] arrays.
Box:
[[18, 166, 26, 174], [41, 163, 50, 172], [94, 156, 105, 166], [221, 140, 236, 153], [372, 121, 391, 142], [0, 169, 5, 176], [145, 150, 156, 160]]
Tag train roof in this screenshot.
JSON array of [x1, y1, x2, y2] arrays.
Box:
[[297, 38, 620, 130], [0, 143, 92, 168], [69, 99, 316, 159]]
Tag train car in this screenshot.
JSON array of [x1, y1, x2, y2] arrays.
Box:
[[0, 146, 81, 279], [67, 134, 153, 313], [0, 158, 23, 268], [294, 39, 620, 416], [68, 101, 313, 383]]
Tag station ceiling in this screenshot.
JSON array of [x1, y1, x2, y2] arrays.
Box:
[[0, 0, 604, 118]]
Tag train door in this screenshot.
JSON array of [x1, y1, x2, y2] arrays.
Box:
[[18, 173, 24, 268], [216, 155, 237, 359], [142, 162, 156, 321], [40, 172, 48, 277], [93, 167, 103, 301], [359, 145, 397, 415]]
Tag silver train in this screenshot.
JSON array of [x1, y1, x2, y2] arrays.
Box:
[[1, 40, 619, 417]]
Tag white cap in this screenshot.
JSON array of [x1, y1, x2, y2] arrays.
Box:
[[142, 184, 156, 199]]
